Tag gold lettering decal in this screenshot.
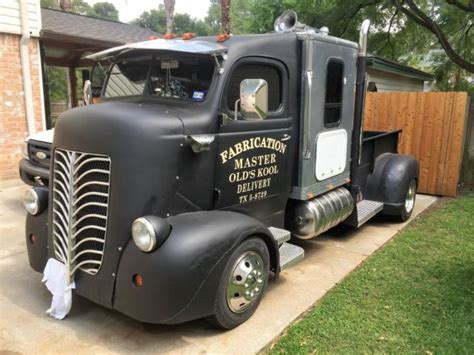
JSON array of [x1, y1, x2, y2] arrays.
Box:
[[220, 137, 287, 163]]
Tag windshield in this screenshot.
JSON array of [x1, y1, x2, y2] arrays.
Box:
[[103, 54, 215, 101]]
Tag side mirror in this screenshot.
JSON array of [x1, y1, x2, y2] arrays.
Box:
[[240, 79, 268, 120], [83, 80, 92, 105]]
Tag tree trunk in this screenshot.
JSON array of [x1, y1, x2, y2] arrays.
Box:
[[220, 0, 231, 34], [164, 0, 175, 34], [59, 0, 72, 11]]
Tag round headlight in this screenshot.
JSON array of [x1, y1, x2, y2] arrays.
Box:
[[24, 188, 39, 215], [132, 217, 157, 252]]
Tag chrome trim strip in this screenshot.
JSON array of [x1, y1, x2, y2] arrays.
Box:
[[74, 157, 110, 173], [72, 213, 107, 228], [72, 201, 108, 217], [75, 169, 110, 185], [73, 181, 110, 197], [73, 191, 109, 206], [72, 237, 106, 251], [52, 148, 111, 283], [72, 225, 107, 239]]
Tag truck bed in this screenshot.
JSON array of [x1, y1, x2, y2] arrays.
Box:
[[354, 129, 402, 194]]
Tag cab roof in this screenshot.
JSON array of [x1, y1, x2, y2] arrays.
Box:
[[85, 39, 227, 60]]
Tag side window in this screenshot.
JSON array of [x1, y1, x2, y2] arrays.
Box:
[[324, 60, 344, 128], [226, 63, 281, 112]]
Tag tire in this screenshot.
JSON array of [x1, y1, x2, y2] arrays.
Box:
[[397, 178, 417, 222], [207, 237, 270, 330]]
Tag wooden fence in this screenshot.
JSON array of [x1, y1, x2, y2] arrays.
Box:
[[364, 92, 470, 197]]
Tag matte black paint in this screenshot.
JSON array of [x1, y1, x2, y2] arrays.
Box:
[[29, 33, 298, 322], [365, 153, 419, 214], [25, 210, 49, 272], [113, 211, 278, 324], [19, 158, 49, 187], [352, 130, 401, 197], [24, 31, 419, 325], [349, 56, 368, 199], [142, 215, 172, 249], [48, 101, 184, 308]]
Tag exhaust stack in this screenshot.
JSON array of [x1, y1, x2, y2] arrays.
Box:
[[359, 19, 371, 56]]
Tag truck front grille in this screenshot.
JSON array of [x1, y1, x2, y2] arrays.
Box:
[[52, 148, 111, 284], [28, 140, 52, 168]]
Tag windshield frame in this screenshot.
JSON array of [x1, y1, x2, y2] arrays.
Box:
[[101, 51, 219, 105]]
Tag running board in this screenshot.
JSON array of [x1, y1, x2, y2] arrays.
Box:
[[279, 242, 305, 271], [268, 226, 291, 245], [357, 200, 384, 227]]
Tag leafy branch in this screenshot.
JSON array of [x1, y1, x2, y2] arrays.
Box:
[[391, 0, 474, 72]]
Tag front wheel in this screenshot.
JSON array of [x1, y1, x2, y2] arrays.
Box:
[[207, 237, 270, 329], [397, 178, 417, 222]]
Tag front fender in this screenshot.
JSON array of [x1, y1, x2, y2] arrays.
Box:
[[113, 210, 278, 324], [25, 209, 49, 273], [366, 153, 419, 212]]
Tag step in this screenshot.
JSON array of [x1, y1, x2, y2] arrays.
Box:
[[279, 242, 305, 271], [357, 199, 384, 227], [268, 226, 291, 245]]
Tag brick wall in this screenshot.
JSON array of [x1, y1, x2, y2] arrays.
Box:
[[0, 33, 44, 182]]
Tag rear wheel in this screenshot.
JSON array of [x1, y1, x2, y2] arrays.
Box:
[[207, 237, 270, 329], [397, 178, 417, 222]]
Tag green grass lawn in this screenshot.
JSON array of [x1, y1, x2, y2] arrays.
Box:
[[269, 194, 474, 354]]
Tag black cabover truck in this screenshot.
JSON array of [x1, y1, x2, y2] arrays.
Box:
[[23, 11, 418, 329]]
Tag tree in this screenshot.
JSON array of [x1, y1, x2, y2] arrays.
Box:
[[220, 0, 231, 34], [390, 0, 473, 73], [131, 7, 167, 33], [164, 0, 176, 34], [204, 0, 222, 34], [230, 0, 472, 90], [41, 0, 60, 9], [92, 2, 119, 21], [131, 6, 214, 35], [41, 0, 120, 22]]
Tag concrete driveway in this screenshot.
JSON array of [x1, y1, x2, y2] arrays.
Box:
[[0, 180, 436, 354]]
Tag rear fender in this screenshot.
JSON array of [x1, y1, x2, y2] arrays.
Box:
[[365, 153, 419, 212], [113, 210, 278, 324]]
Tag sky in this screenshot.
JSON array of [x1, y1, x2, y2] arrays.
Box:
[[85, 0, 212, 23]]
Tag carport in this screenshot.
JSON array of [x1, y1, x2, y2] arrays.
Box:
[[39, 8, 160, 128]]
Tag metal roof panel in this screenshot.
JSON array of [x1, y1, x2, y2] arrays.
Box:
[[85, 39, 227, 59]]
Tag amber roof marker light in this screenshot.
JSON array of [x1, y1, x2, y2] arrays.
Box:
[[216, 33, 231, 43], [164, 33, 177, 39], [182, 32, 197, 40]]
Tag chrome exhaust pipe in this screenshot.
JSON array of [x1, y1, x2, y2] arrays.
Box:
[[359, 19, 370, 56]]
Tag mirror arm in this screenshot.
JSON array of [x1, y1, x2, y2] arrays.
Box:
[[213, 54, 225, 74], [234, 99, 240, 121]]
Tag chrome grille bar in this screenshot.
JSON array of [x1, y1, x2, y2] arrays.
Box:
[[52, 149, 111, 285]]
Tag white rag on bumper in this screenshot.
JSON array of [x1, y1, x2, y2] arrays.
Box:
[[42, 258, 75, 320]]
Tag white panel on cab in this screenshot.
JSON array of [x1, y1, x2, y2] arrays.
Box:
[[315, 129, 347, 181]]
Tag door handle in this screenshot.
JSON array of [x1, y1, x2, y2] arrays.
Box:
[[281, 134, 291, 142]]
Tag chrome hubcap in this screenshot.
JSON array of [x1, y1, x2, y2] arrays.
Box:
[[226, 251, 265, 313], [405, 180, 416, 213]]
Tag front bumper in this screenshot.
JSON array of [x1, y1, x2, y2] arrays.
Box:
[[19, 159, 49, 187]]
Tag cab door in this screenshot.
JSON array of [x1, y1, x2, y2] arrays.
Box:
[[214, 58, 292, 226]]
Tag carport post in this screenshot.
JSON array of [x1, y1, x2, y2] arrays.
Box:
[[68, 66, 78, 108]]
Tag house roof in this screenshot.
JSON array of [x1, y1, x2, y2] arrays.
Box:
[[366, 56, 434, 81], [41, 8, 160, 47]]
